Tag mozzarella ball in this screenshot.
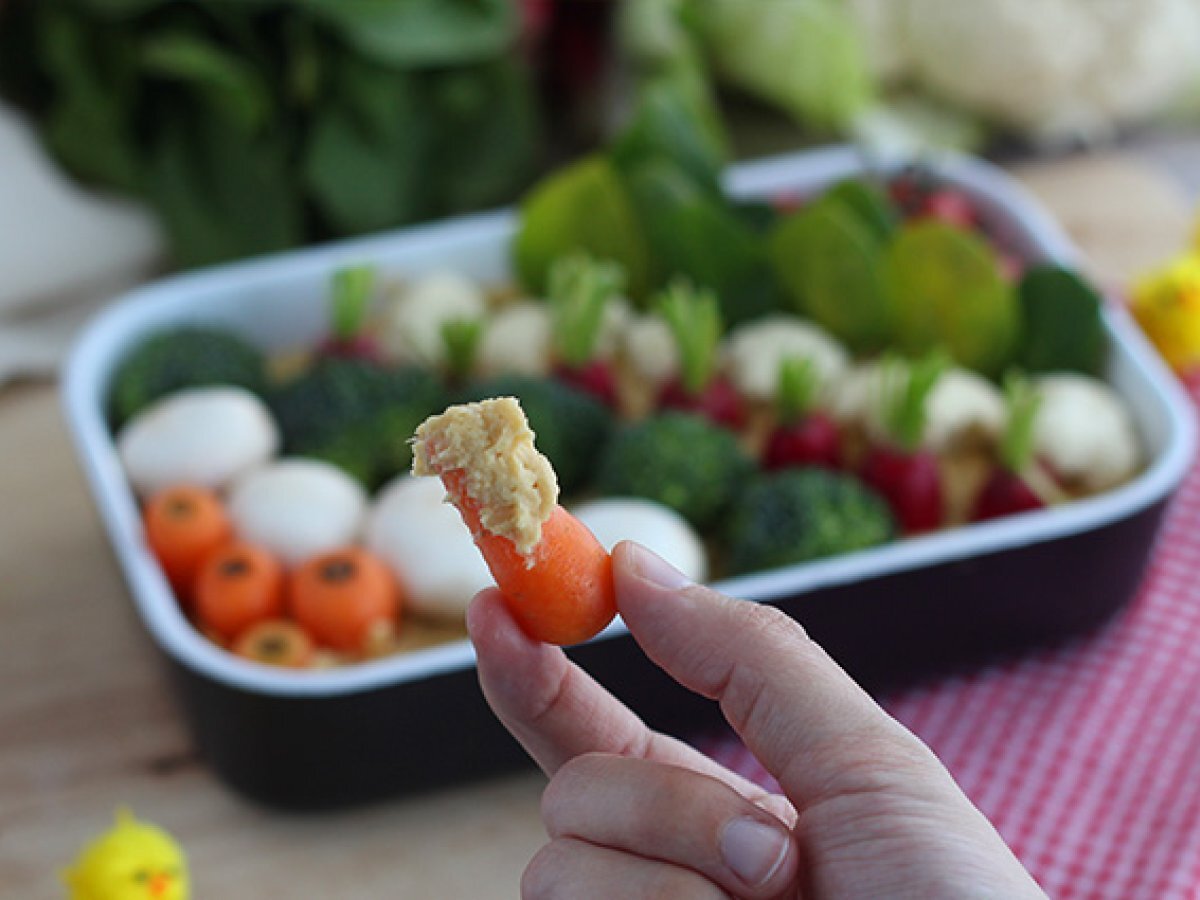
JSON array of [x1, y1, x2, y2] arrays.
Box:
[[379, 270, 486, 367], [117, 386, 278, 497], [478, 302, 553, 377], [724, 316, 849, 404], [571, 497, 708, 583], [365, 475, 493, 621], [1033, 374, 1141, 492], [228, 459, 367, 565]]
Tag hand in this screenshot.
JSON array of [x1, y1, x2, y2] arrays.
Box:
[[467, 541, 1047, 899]]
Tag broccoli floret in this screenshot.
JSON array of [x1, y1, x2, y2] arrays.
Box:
[[456, 374, 613, 494], [724, 469, 895, 575], [595, 412, 750, 529], [109, 326, 267, 427], [270, 358, 447, 487]]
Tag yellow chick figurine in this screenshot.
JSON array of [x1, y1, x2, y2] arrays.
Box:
[[1130, 253, 1200, 373], [62, 809, 189, 900]]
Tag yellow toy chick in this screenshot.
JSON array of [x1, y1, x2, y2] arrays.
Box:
[[1130, 253, 1200, 373], [62, 809, 189, 900]]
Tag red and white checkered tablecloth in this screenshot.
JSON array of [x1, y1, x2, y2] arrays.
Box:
[[702, 376, 1200, 899]]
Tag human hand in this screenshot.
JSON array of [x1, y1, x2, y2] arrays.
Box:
[[467, 541, 1047, 899]]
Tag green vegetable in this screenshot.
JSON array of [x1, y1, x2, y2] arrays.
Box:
[[822, 179, 899, 243], [595, 412, 750, 529], [724, 468, 895, 575], [878, 352, 948, 452], [440, 319, 485, 383], [657, 280, 723, 395], [512, 155, 653, 299], [770, 195, 893, 353], [547, 254, 626, 367], [998, 374, 1042, 473], [109, 326, 267, 427], [883, 221, 1022, 377], [269, 359, 446, 488], [0, 1, 540, 266], [1016, 265, 1106, 376], [456, 375, 614, 494], [776, 356, 819, 422], [330, 264, 375, 341]]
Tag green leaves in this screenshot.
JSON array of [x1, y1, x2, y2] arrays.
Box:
[[1016, 265, 1106, 376], [1, 1, 539, 267]]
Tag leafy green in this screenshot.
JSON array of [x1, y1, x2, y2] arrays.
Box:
[[657, 280, 723, 394], [770, 196, 893, 353], [547, 254, 626, 367], [1016, 265, 1106, 376]]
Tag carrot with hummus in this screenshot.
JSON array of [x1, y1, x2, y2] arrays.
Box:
[[411, 397, 616, 646]]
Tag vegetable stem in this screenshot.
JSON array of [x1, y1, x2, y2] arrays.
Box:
[[776, 356, 819, 422], [658, 279, 723, 395], [880, 351, 946, 452], [330, 265, 375, 340], [441, 319, 485, 381], [999, 374, 1042, 473], [548, 254, 625, 367]]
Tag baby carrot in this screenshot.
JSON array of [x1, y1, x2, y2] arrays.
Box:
[[289, 547, 400, 653], [194, 541, 285, 641], [412, 397, 616, 646], [143, 484, 232, 602], [233, 619, 315, 668]]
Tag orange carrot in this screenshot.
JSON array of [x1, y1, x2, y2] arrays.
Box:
[[143, 484, 232, 602], [233, 619, 315, 668], [289, 547, 400, 653], [413, 399, 616, 646], [194, 542, 285, 641]]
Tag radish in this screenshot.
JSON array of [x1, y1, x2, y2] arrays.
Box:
[[656, 280, 747, 429], [858, 354, 947, 534], [762, 357, 842, 470], [547, 253, 624, 408], [317, 265, 381, 362], [973, 376, 1058, 521]]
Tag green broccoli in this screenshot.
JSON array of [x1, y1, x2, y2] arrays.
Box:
[[724, 468, 895, 575], [270, 358, 447, 488], [595, 412, 750, 529], [108, 326, 267, 427], [456, 374, 613, 494]]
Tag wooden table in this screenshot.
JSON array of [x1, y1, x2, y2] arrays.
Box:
[[0, 152, 1194, 899]]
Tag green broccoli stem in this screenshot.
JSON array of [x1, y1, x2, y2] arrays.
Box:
[[776, 356, 819, 423], [658, 279, 723, 395], [330, 264, 376, 340], [441, 319, 484, 382], [881, 351, 947, 452], [999, 373, 1042, 473], [548, 253, 625, 367]]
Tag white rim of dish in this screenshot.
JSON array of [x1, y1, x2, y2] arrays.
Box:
[[62, 147, 1199, 699]]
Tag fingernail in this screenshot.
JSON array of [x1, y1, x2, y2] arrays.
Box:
[[720, 817, 791, 888], [626, 542, 692, 591]]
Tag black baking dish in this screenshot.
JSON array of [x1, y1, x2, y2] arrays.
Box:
[[63, 148, 1197, 809]]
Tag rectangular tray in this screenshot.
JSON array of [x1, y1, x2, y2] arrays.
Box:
[[62, 147, 1197, 809]]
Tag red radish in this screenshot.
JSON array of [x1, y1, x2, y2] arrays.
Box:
[[547, 253, 623, 408], [889, 170, 980, 230], [762, 357, 842, 470], [858, 354, 947, 534], [656, 280, 747, 430], [317, 265, 381, 361], [973, 376, 1053, 521]]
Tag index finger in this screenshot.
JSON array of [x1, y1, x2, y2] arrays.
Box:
[[467, 587, 793, 816]]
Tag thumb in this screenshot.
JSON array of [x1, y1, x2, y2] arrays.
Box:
[[612, 541, 962, 809]]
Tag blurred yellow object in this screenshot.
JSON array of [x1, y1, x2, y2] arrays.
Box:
[[61, 809, 189, 900], [1131, 253, 1200, 373]]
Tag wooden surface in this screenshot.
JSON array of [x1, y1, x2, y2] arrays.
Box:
[[0, 151, 1194, 899]]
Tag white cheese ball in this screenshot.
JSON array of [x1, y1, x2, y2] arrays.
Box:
[[117, 386, 278, 497], [379, 270, 486, 367], [621, 314, 679, 387], [1033, 374, 1141, 492], [478, 302, 553, 377], [365, 475, 494, 621], [724, 316, 849, 405], [571, 497, 708, 583], [924, 368, 1006, 453], [228, 459, 367, 565]]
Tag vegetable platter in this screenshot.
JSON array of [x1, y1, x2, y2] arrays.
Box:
[[63, 147, 1196, 809]]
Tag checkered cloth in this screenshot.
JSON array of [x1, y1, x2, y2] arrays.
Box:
[[702, 376, 1200, 899]]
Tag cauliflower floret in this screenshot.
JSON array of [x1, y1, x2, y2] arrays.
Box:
[[378, 271, 486, 367], [833, 361, 1006, 452], [725, 315, 849, 405], [1033, 374, 1141, 493], [902, 0, 1200, 143], [595, 296, 635, 360], [621, 313, 680, 387], [478, 302, 553, 377]]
